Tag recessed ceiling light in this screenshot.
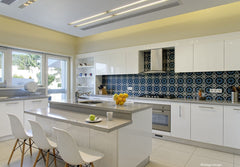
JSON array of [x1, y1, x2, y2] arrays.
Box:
[[69, 12, 107, 25], [18, 0, 37, 9], [109, 0, 148, 12]]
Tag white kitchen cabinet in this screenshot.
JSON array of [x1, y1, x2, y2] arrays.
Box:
[[0, 101, 23, 137], [224, 106, 240, 149], [175, 41, 194, 73], [23, 98, 48, 131], [94, 50, 125, 75], [125, 47, 143, 74], [194, 39, 224, 72], [225, 38, 240, 71], [191, 104, 223, 145], [171, 103, 191, 139]]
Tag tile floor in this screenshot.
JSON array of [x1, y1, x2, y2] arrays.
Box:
[[0, 138, 239, 167]]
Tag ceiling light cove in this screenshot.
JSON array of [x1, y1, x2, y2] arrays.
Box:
[[68, 0, 169, 28]]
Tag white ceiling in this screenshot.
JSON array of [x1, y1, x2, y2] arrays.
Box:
[[0, 0, 238, 37]]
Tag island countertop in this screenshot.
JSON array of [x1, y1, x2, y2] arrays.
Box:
[[25, 107, 132, 133], [49, 98, 152, 114]]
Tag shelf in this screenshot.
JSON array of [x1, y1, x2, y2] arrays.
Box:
[[77, 76, 94, 78], [77, 86, 94, 88], [77, 66, 94, 68]]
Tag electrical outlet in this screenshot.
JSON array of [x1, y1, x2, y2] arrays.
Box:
[[216, 89, 222, 93], [210, 89, 222, 93], [127, 87, 132, 91]]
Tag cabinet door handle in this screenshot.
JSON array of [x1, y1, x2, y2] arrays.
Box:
[[179, 106, 182, 117], [233, 108, 240, 111], [198, 106, 214, 109], [6, 102, 19, 105], [32, 100, 42, 103]]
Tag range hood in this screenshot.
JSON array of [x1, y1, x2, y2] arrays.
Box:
[[144, 48, 166, 73]]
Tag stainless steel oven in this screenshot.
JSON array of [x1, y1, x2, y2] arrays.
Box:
[[152, 104, 171, 132], [135, 102, 171, 132]]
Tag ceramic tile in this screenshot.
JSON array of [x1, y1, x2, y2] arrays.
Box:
[[150, 146, 192, 167], [194, 148, 234, 163], [102, 70, 240, 102], [186, 155, 234, 167], [159, 140, 196, 154]]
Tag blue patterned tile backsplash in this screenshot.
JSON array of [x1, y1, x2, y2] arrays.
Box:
[[102, 71, 240, 101]]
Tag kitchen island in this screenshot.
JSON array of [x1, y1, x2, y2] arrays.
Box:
[[25, 99, 152, 167]]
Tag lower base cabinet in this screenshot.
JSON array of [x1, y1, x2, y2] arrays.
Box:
[[171, 103, 191, 139], [0, 101, 23, 137], [224, 106, 240, 149], [191, 104, 223, 146]]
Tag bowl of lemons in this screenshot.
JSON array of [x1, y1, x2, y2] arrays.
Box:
[[113, 93, 129, 105]]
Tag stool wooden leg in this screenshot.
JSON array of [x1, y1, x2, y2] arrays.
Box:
[[90, 162, 94, 167], [8, 139, 19, 165], [29, 138, 32, 156], [64, 163, 69, 167], [40, 149, 46, 162], [53, 148, 57, 167], [20, 140, 26, 167], [79, 165, 82, 167], [46, 151, 50, 167], [33, 149, 41, 167]]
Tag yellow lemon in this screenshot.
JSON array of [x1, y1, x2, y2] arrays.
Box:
[[124, 93, 128, 98], [122, 98, 126, 102], [113, 94, 118, 101], [119, 93, 123, 98], [119, 101, 124, 105], [118, 97, 123, 102]]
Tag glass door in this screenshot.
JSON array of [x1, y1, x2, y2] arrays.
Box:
[[47, 56, 69, 101]]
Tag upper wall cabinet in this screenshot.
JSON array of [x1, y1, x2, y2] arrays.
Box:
[[175, 41, 194, 73], [193, 39, 224, 72], [95, 50, 126, 75], [225, 38, 240, 71], [125, 47, 144, 74]]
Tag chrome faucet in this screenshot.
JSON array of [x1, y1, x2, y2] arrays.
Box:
[[75, 91, 91, 102]]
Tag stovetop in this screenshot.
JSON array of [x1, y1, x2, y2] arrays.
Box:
[[139, 94, 176, 99]]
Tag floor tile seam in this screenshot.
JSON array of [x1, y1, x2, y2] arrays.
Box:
[[184, 147, 197, 167]]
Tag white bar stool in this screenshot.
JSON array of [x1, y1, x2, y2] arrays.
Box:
[[8, 114, 33, 167], [53, 127, 104, 167], [29, 120, 57, 167]]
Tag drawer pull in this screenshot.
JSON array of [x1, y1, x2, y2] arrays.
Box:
[[179, 106, 182, 117], [198, 106, 214, 109], [6, 102, 19, 105], [233, 109, 240, 111], [32, 100, 42, 103]]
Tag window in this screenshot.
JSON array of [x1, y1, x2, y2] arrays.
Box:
[[0, 51, 4, 82], [48, 57, 68, 101], [12, 51, 42, 86]]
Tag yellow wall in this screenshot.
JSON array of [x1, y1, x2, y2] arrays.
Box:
[[77, 1, 240, 54], [0, 15, 77, 56]]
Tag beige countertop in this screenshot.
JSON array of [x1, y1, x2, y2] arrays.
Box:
[[0, 95, 48, 102], [91, 95, 240, 106], [25, 107, 132, 133], [49, 98, 152, 113]]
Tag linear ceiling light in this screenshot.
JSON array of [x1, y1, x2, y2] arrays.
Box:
[[109, 0, 148, 12], [74, 15, 114, 27], [71, 0, 168, 28], [115, 0, 168, 16], [69, 0, 148, 25], [69, 12, 107, 25]]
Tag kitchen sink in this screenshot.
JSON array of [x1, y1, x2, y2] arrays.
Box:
[[79, 101, 103, 104]]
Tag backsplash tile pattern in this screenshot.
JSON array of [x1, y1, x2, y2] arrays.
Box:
[[102, 71, 240, 101]]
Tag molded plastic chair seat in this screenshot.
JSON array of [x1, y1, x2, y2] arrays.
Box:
[[78, 147, 104, 163], [53, 127, 104, 167], [7, 114, 33, 167], [29, 120, 57, 167]]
